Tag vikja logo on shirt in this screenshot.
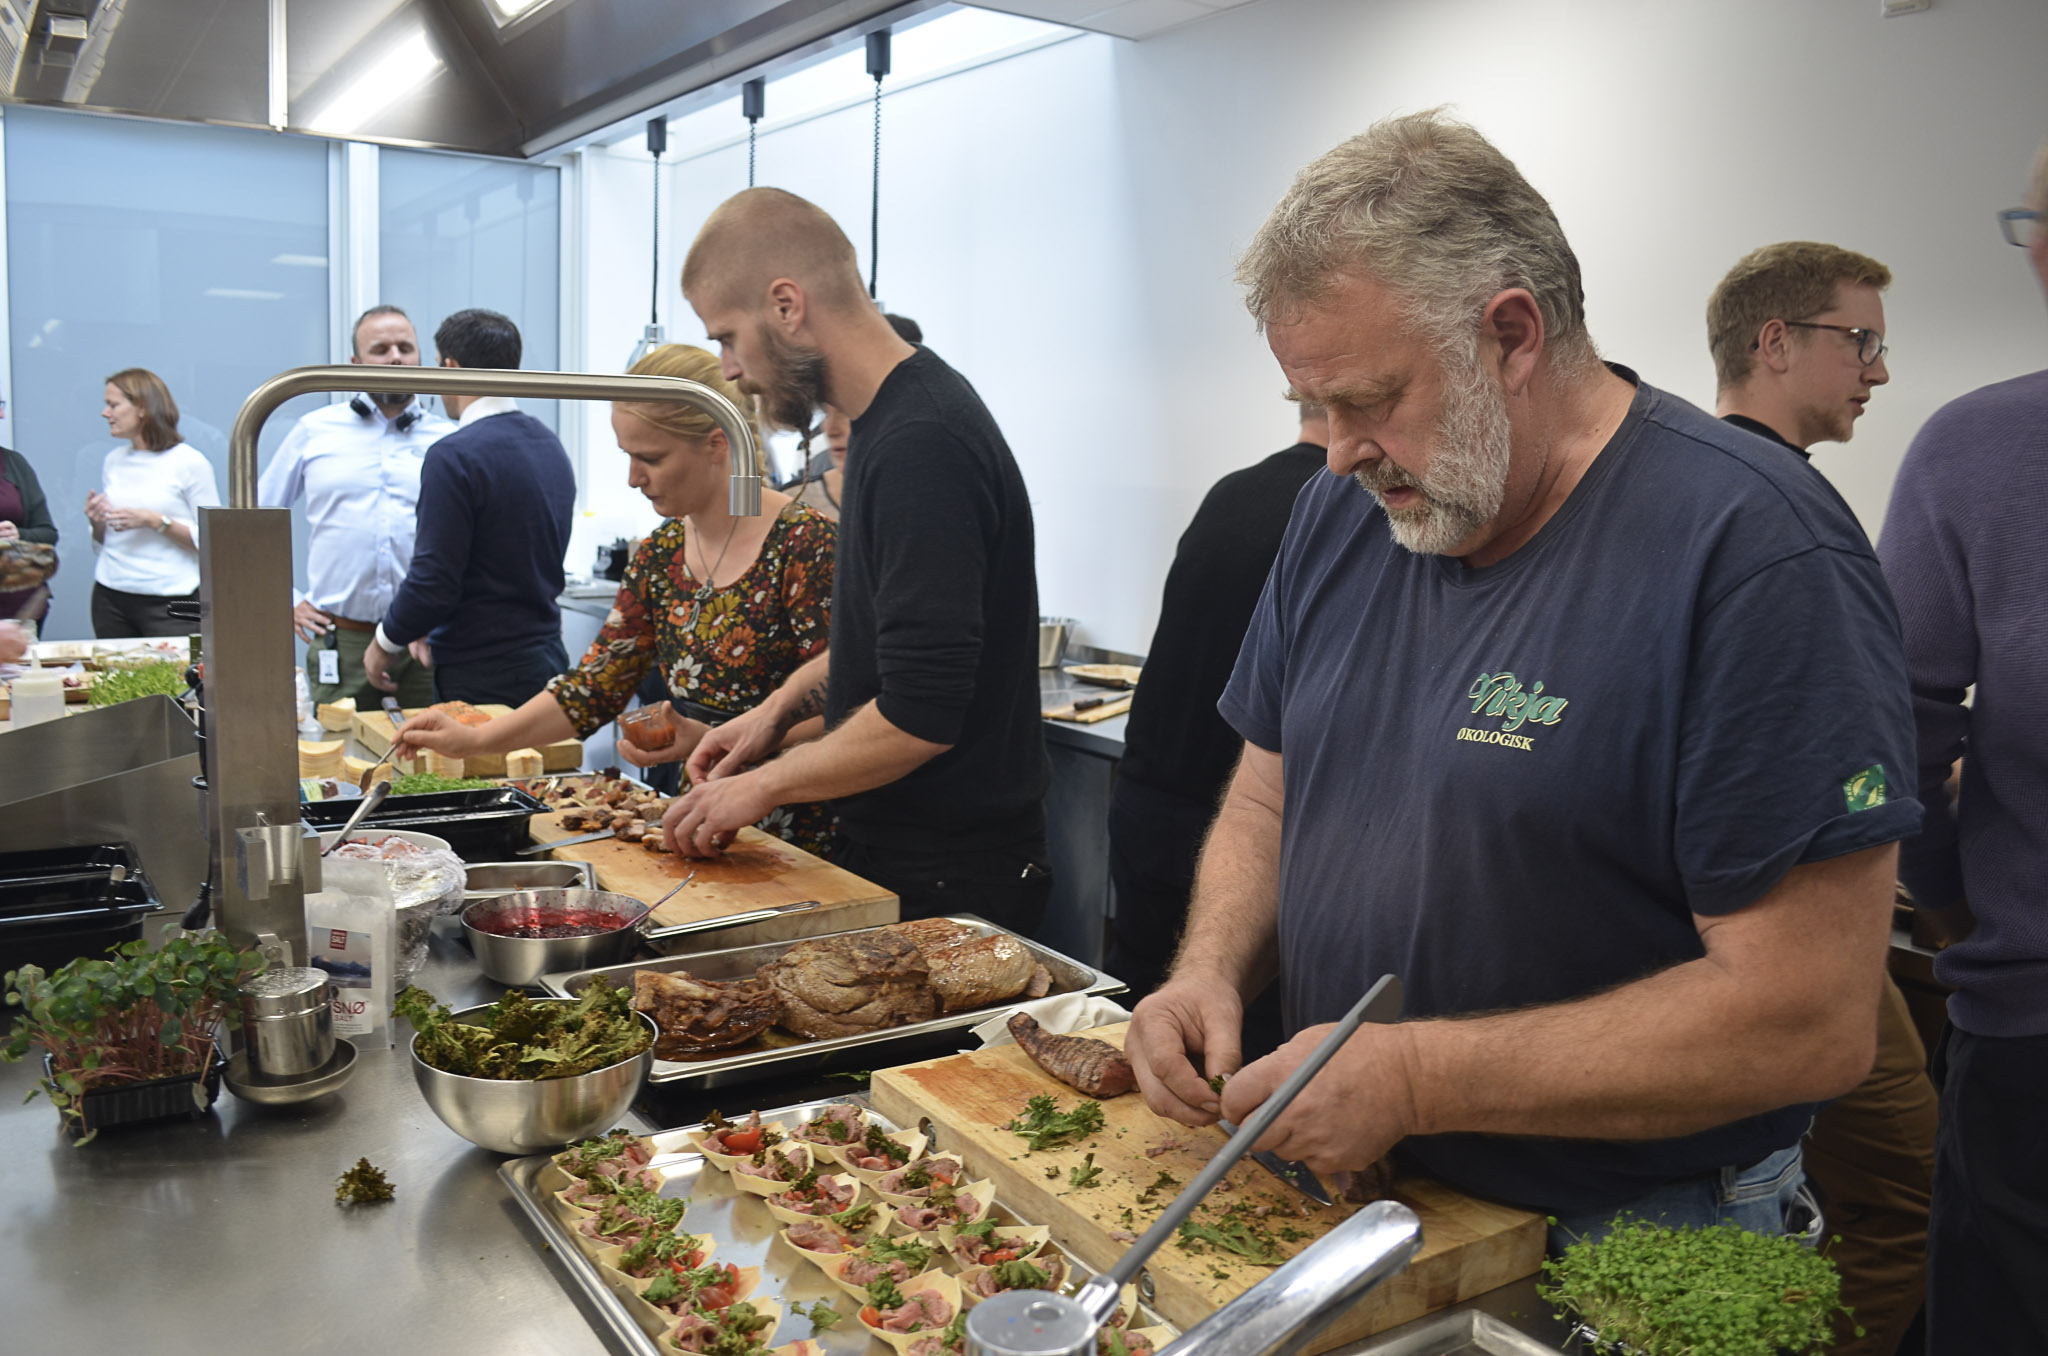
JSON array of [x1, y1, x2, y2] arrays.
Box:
[[1465, 672, 1570, 733]]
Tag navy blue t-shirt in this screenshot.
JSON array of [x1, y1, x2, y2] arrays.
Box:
[[1219, 371, 1921, 1215]]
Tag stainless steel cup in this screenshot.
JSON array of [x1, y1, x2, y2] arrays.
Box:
[[1037, 616, 1075, 669], [238, 967, 335, 1078]]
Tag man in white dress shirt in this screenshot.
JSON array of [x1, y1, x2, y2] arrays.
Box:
[[257, 304, 455, 708]]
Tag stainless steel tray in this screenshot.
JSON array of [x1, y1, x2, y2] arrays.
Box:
[[540, 915, 1124, 1088], [1348, 1311, 1566, 1355], [498, 1096, 1173, 1356]]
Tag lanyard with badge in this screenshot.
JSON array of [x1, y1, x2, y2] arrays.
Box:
[[317, 623, 341, 685]]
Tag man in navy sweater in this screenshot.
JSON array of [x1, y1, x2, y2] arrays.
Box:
[[366, 309, 574, 707], [1881, 140, 2048, 1353]]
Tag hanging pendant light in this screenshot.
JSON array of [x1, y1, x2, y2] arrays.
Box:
[[743, 78, 765, 187], [627, 115, 668, 368], [865, 28, 890, 302]]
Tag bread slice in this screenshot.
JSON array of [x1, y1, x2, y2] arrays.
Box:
[[297, 738, 345, 779]]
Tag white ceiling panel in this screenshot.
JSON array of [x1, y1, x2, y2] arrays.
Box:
[[963, 0, 1262, 39]]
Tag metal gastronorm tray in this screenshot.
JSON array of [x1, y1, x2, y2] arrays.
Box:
[[499, 1096, 1176, 1356], [540, 916, 1124, 1089]]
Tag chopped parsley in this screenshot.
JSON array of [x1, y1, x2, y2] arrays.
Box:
[[1137, 1170, 1180, 1205], [1069, 1152, 1103, 1189], [989, 1259, 1052, 1292], [1176, 1216, 1287, 1266], [799, 1300, 843, 1332], [1005, 1093, 1107, 1151], [865, 1275, 907, 1311]]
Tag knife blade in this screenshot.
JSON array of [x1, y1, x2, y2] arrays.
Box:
[[516, 826, 617, 855], [1216, 1118, 1334, 1206], [1216, 974, 1405, 1208]]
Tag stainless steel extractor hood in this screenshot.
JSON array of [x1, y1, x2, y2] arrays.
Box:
[[0, 0, 939, 158]]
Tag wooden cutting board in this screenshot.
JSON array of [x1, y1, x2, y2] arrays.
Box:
[[526, 813, 897, 948], [1042, 694, 1133, 723], [353, 705, 582, 775], [872, 1025, 1544, 1351]]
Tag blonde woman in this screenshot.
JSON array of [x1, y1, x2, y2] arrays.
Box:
[[86, 368, 219, 637], [397, 345, 839, 852]]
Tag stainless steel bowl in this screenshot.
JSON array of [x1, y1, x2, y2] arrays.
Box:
[[461, 888, 650, 987], [408, 1002, 656, 1154]]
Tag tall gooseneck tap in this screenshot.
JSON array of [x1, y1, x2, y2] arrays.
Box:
[[201, 366, 760, 964]]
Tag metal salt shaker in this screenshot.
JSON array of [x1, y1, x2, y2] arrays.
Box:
[[237, 967, 335, 1078]]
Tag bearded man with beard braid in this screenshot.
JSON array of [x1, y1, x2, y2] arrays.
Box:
[[666, 188, 1051, 937], [1124, 110, 1922, 1252]]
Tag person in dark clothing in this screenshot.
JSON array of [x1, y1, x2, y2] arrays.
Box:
[[0, 446, 59, 623], [668, 188, 1050, 937], [1884, 143, 2048, 1355], [1707, 241, 1892, 461], [366, 309, 575, 707], [1108, 398, 1327, 1036], [1705, 241, 1931, 1356]]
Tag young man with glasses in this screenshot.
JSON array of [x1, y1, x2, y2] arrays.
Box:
[[1882, 139, 2048, 1354], [1706, 239, 1930, 1356], [1706, 242, 1892, 460]]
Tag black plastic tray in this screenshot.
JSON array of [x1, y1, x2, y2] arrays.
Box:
[[50, 1045, 226, 1136], [0, 842, 163, 972], [301, 786, 548, 861]]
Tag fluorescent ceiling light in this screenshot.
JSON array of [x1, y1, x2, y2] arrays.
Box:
[[485, 0, 558, 25], [306, 31, 445, 136], [270, 253, 328, 268], [205, 288, 285, 301]]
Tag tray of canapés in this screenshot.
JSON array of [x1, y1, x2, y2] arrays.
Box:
[[501, 1097, 1178, 1356]]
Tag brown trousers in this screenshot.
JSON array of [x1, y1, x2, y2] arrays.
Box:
[[1804, 975, 1938, 1356]]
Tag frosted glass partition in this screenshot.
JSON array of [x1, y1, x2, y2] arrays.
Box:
[[378, 149, 560, 432], [4, 107, 331, 642]]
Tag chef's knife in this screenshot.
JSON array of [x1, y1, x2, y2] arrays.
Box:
[[517, 826, 617, 855], [1216, 974, 1405, 1208], [1217, 1120, 1334, 1206]]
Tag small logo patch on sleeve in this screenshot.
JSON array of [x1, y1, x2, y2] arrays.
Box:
[[1844, 765, 1888, 813]]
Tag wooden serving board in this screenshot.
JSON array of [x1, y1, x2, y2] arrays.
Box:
[[872, 1024, 1544, 1351], [526, 813, 897, 948], [353, 705, 582, 775]]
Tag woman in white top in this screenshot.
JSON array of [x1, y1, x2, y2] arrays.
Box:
[[86, 368, 219, 638]]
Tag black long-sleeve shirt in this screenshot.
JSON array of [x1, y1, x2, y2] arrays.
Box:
[[829, 347, 1048, 852], [1118, 443, 1326, 799]]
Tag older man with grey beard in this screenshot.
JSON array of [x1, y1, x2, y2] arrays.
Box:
[[1124, 110, 1922, 1250]]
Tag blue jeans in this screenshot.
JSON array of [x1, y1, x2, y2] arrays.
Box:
[[1547, 1143, 1818, 1256]]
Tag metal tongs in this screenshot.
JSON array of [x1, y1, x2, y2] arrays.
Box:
[[966, 974, 1416, 1356]]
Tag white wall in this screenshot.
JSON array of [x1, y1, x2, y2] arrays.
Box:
[[604, 0, 2048, 654], [567, 142, 683, 571]]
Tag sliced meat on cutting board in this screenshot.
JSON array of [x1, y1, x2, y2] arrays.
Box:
[[871, 1023, 1543, 1352], [527, 813, 897, 949]]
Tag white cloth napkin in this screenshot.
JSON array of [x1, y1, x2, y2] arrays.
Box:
[[971, 992, 1134, 1048]]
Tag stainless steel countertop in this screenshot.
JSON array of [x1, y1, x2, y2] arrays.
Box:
[[0, 922, 627, 1354], [1039, 668, 1128, 759], [0, 911, 1568, 1355]]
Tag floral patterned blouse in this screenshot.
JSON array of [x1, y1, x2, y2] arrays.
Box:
[[548, 502, 836, 852]]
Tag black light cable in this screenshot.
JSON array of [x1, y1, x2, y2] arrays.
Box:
[[742, 78, 765, 187], [646, 115, 667, 330], [865, 28, 890, 300]]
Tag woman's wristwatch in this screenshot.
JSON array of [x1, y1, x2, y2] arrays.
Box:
[[155, 514, 175, 534]]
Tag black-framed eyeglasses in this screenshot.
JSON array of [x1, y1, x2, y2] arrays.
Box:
[[1999, 208, 2040, 247], [1773, 321, 1888, 366]]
